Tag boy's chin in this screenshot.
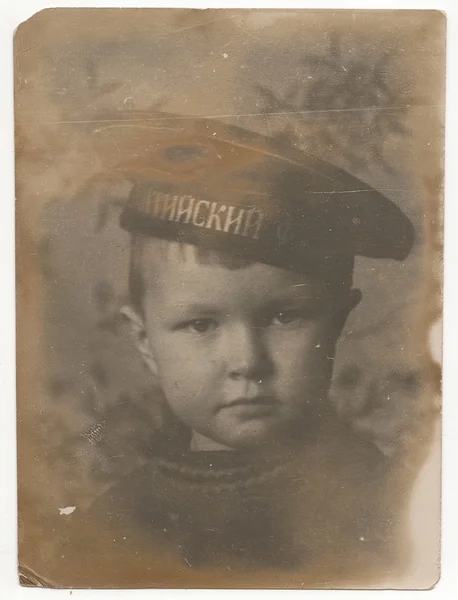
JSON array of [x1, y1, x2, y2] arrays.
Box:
[[192, 421, 302, 452]]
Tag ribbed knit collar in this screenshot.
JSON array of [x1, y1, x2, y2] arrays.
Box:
[[148, 409, 337, 485]]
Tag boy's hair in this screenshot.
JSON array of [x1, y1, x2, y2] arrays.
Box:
[[128, 234, 254, 316]]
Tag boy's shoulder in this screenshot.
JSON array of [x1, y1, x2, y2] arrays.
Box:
[[47, 419, 403, 586], [84, 415, 391, 533], [89, 415, 389, 508]]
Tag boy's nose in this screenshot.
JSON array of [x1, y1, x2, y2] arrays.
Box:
[[225, 323, 272, 381]]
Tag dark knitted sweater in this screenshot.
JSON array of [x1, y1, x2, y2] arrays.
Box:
[[54, 414, 406, 588]]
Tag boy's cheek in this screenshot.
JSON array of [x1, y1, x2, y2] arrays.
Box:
[[275, 337, 330, 369], [152, 334, 209, 361], [158, 365, 210, 402], [276, 350, 334, 392]]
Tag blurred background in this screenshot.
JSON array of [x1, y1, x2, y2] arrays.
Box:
[[15, 8, 443, 575]]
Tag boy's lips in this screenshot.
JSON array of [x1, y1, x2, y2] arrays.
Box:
[[221, 396, 277, 409]]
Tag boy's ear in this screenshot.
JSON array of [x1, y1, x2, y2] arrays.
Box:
[[120, 305, 158, 375]]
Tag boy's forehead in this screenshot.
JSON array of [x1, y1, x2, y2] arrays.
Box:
[[142, 242, 337, 303]]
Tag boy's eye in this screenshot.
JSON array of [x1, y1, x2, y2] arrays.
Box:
[[184, 319, 217, 334], [271, 310, 306, 325]]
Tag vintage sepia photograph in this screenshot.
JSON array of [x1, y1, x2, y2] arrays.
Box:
[[15, 8, 444, 589]]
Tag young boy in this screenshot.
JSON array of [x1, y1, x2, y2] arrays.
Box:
[[58, 114, 414, 587]]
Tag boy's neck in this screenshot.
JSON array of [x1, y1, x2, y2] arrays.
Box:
[[190, 431, 235, 452]]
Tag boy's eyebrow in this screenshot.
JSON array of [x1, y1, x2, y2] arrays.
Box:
[[258, 295, 329, 310], [161, 295, 329, 318], [163, 303, 224, 317], [260, 285, 333, 302]]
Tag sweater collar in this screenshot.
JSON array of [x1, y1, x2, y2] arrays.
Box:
[[149, 408, 337, 484]]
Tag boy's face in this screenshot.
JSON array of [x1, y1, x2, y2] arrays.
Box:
[[136, 242, 358, 451]]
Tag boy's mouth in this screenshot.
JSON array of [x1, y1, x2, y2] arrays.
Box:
[[222, 396, 277, 410]]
